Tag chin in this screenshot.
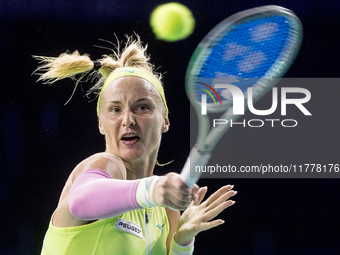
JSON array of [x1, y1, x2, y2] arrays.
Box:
[[120, 150, 145, 162]]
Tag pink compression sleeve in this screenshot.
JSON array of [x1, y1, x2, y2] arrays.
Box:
[[69, 169, 141, 220]]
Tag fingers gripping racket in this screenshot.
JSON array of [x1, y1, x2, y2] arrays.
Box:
[[180, 5, 303, 188]]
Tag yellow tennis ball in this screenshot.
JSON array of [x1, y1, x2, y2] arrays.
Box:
[[150, 3, 195, 42]]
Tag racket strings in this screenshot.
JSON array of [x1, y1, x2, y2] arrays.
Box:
[[191, 15, 299, 106]]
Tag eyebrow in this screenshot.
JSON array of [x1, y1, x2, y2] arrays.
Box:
[[108, 98, 151, 104]]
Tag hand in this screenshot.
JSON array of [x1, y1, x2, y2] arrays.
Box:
[[153, 173, 199, 211], [174, 185, 237, 245]]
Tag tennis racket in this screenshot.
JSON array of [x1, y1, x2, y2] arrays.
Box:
[[180, 5, 303, 188]]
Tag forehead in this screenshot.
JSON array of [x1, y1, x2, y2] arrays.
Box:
[[102, 76, 161, 101]]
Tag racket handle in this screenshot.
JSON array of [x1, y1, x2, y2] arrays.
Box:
[[180, 146, 211, 188]]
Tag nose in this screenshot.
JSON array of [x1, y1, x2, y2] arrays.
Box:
[[122, 110, 136, 127]]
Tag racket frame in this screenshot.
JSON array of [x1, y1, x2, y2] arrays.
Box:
[[186, 5, 303, 153]]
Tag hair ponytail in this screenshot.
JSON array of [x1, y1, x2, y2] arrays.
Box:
[[33, 35, 162, 100], [33, 50, 97, 83]]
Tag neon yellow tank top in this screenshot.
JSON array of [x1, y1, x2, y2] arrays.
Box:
[[41, 207, 169, 255]]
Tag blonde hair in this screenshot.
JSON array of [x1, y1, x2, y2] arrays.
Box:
[[33, 35, 163, 100]]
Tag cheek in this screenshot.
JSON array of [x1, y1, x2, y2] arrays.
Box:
[[101, 117, 119, 136], [144, 119, 163, 140]]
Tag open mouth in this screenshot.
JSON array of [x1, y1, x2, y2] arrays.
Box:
[[121, 133, 140, 145]]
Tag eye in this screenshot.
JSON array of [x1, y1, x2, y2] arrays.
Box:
[[110, 107, 121, 113], [136, 104, 150, 112]]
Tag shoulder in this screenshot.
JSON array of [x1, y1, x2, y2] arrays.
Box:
[[72, 152, 127, 181]]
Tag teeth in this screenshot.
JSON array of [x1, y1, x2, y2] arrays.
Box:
[[122, 133, 138, 138]]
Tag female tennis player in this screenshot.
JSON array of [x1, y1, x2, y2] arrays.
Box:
[[35, 35, 236, 255]]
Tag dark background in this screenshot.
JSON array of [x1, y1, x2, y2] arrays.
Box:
[[1, 0, 340, 254]]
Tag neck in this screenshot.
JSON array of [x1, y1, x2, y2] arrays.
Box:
[[105, 139, 161, 180], [123, 153, 157, 180]]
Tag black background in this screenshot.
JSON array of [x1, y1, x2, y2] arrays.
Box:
[[1, 0, 340, 254]]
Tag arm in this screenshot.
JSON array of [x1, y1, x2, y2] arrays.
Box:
[[69, 170, 198, 221], [166, 208, 196, 255], [69, 168, 163, 220], [165, 208, 180, 254], [69, 169, 140, 220], [54, 153, 198, 226]]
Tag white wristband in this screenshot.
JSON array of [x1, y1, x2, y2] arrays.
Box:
[[169, 234, 195, 255], [136, 176, 160, 208]]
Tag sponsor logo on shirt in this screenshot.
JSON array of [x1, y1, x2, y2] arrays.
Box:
[[114, 218, 143, 239], [156, 222, 166, 233]]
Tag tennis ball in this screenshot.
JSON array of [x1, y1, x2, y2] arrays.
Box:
[[150, 3, 195, 42]]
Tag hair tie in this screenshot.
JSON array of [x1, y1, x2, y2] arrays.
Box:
[[92, 60, 102, 71]]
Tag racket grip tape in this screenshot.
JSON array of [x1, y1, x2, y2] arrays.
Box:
[[180, 146, 211, 188]]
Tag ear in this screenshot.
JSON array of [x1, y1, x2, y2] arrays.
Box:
[[98, 116, 105, 135], [162, 117, 170, 133]]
